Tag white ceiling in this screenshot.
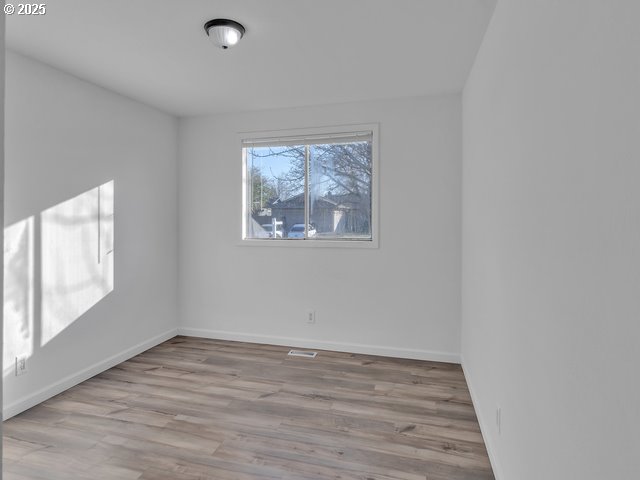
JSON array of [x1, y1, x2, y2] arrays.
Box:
[[6, 0, 496, 116]]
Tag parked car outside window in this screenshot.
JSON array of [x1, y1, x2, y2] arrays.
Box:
[[288, 224, 317, 239]]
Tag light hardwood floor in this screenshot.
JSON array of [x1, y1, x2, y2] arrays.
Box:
[[3, 336, 494, 480]]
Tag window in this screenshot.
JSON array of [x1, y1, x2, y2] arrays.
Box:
[[242, 126, 377, 245]]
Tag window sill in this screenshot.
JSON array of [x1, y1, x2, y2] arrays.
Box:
[[238, 238, 379, 249]]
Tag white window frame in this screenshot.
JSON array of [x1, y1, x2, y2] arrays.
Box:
[[240, 123, 379, 248]]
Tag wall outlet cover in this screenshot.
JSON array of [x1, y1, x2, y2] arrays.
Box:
[[15, 356, 28, 376], [306, 309, 316, 324]]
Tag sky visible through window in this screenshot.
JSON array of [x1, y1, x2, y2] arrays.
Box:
[[247, 141, 371, 202]]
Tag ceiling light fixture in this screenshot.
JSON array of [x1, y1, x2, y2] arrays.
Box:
[[204, 19, 245, 49]]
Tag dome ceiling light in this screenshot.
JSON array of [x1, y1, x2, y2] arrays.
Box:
[[204, 19, 245, 50]]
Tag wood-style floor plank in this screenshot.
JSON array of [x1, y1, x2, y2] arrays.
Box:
[[3, 336, 494, 479]]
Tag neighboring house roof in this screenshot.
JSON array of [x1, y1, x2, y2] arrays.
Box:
[[272, 192, 367, 210]]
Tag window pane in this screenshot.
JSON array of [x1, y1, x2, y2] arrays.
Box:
[[308, 141, 372, 240], [245, 145, 304, 239]]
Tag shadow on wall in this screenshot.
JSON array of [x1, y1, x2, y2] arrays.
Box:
[[3, 181, 115, 378]]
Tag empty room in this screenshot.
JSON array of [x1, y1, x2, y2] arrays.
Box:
[[1, 1, 638, 479]]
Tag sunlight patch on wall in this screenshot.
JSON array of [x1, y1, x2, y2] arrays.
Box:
[[41, 181, 114, 346], [3, 217, 35, 376], [3, 181, 115, 377]]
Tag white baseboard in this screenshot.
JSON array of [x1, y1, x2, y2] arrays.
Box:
[[3, 328, 178, 420], [460, 356, 503, 480], [178, 327, 461, 364]]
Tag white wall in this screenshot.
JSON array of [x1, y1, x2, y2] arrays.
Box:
[[1, 6, 6, 473], [179, 95, 462, 361], [462, 1, 640, 479], [3, 51, 178, 418]]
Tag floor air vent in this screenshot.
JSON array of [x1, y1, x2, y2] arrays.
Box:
[[288, 350, 317, 358]]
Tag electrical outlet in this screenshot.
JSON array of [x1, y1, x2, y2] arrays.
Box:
[[15, 356, 28, 376], [496, 406, 502, 434], [306, 309, 316, 324]]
